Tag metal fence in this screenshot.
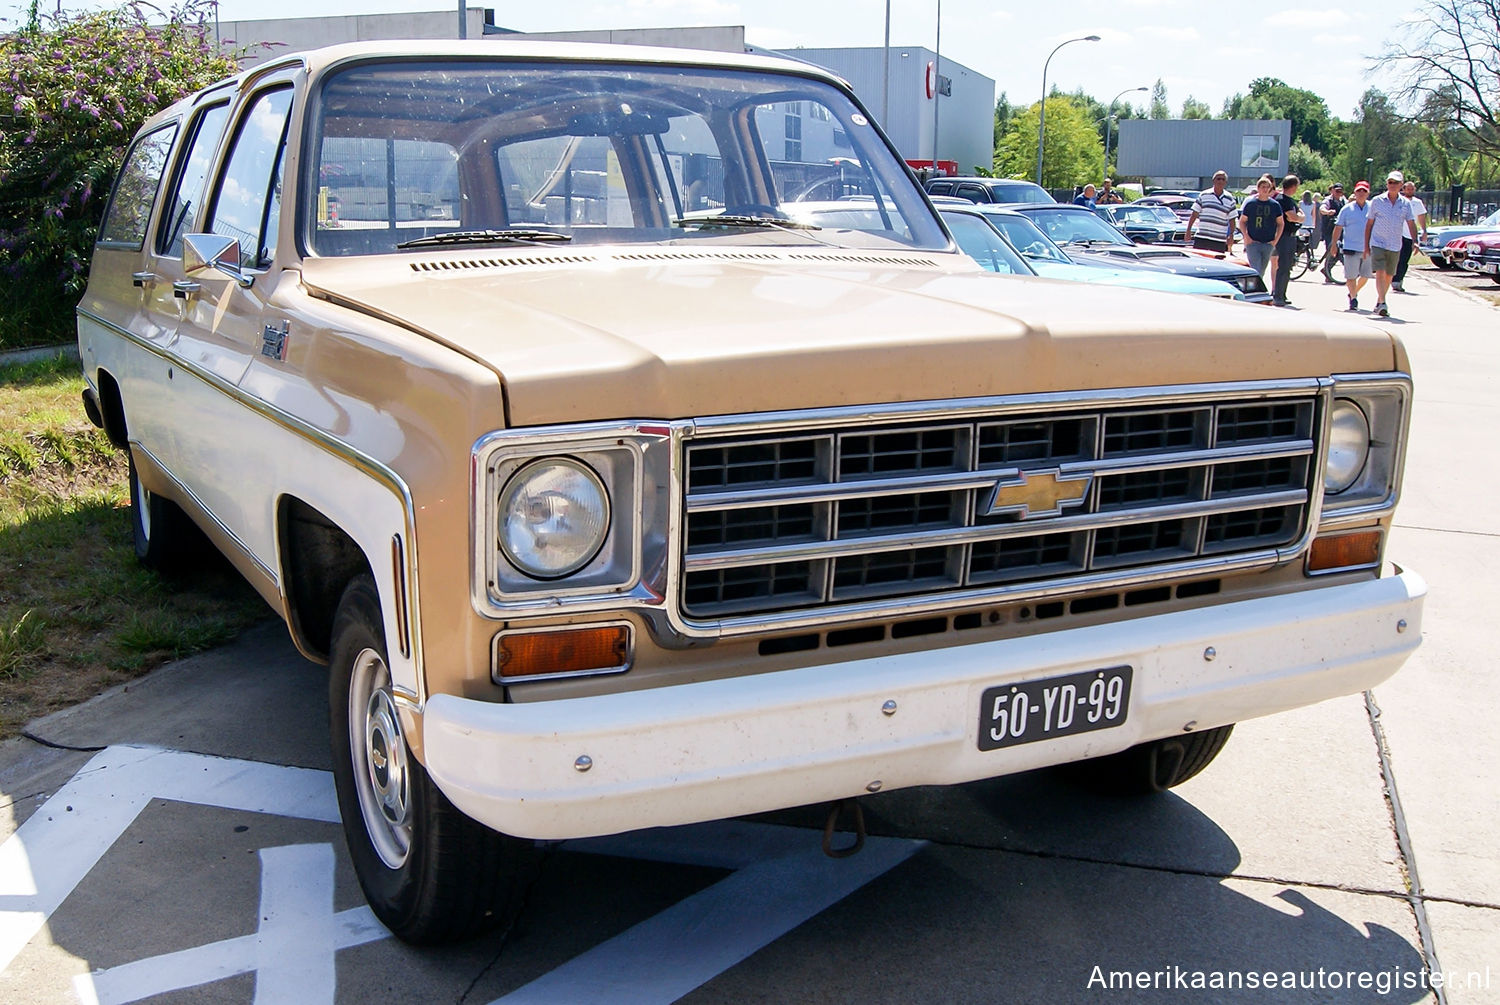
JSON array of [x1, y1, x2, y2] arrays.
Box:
[[1417, 189, 1500, 225]]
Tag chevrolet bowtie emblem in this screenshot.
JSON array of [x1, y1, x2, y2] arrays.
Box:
[[981, 468, 1093, 519]]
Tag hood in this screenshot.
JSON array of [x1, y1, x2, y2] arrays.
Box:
[[299, 247, 1399, 427]]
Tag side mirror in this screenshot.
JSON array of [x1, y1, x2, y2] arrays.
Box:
[[183, 233, 254, 288]]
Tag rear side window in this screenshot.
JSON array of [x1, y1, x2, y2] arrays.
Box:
[[157, 102, 232, 258], [98, 123, 178, 248], [207, 87, 294, 269], [956, 184, 988, 204]]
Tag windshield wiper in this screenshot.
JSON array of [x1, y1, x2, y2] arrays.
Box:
[[673, 215, 821, 231], [397, 229, 573, 249]]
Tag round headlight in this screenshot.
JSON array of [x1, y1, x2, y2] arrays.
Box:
[[498, 458, 610, 579], [1324, 400, 1370, 495]]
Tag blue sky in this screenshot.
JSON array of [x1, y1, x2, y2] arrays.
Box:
[[6, 0, 1421, 122]]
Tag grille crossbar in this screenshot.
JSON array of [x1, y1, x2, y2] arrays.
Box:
[[680, 395, 1320, 619]]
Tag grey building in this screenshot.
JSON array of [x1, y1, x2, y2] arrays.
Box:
[[1117, 119, 1292, 189], [774, 47, 995, 177]]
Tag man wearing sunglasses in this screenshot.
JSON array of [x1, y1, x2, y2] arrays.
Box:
[[1363, 171, 1419, 317]]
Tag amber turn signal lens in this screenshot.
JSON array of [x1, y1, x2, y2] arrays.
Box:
[[1307, 531, 1382, 573], [496, 625, 630, 679]]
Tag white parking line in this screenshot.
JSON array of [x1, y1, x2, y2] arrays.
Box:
[[1, 748, 924, 1004], [495, 823, 924, 1005]]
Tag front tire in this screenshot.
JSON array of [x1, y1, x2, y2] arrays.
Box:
[[1068, 724, 1234, 796], [329, 575, 538, 944]]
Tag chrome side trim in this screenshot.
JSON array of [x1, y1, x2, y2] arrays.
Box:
[[683, 489, 1310, 572], [77, 305, 427, 702], [129, 439, 277, 585]]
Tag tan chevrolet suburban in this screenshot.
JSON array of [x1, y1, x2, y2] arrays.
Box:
[[77, 40, 1425, 944]]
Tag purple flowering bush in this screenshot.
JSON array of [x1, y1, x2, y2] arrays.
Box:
[[0, 0, 238, 349]]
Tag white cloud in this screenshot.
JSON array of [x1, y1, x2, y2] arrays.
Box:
[[1134, 24, 1201, 44], [1266, 7, 1349, 28]]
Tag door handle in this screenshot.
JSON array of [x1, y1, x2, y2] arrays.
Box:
[[131, 271, 156, 287], [172, 280, 201, 299]]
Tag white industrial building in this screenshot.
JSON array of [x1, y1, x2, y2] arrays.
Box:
[[216, 10, 994, 174]]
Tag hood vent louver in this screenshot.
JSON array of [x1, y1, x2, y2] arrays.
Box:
[[408, 248, 946, 274]]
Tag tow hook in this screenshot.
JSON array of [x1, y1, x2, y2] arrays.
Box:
[[820, 798, 866, 859]]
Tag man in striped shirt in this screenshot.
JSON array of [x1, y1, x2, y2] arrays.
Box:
[[1185, 170, 1238, 253]]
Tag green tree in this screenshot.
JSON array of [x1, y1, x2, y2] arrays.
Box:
[[0, 0, 239, 348], [1336, 89, 1413, 184], [1248, 77, 1335, 152], [996, 97, 1105, 189], [1288, 141, 1330, 182], [1181, 96, 1212, 120], [1220, 92, 1277, 120], [994, 93, 1014, 154], [1149, 79, 1171, 119]]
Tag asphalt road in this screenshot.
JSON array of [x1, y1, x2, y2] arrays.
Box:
[[0, 264, 1494, 1004]]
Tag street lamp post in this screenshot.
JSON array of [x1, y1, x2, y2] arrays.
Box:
[[1036, 34, 1100, 188], [1103, 86, 1148, 181]]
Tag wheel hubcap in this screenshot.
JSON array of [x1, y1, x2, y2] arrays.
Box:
[[349, 648, 412, 869]]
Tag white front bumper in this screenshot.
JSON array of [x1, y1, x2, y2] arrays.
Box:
[[423, 570, 1425, 840]]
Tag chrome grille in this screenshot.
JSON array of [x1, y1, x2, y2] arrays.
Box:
[[680, 393, 1321, 621]]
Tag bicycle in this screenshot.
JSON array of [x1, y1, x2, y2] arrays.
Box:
[[1288, 231, 1342, 284]]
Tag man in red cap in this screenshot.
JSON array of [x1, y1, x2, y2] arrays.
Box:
[[1330, 181, 1373, 311]]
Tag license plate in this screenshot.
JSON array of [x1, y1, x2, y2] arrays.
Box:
[[977, 666, 1132, 751], [1482, 263, 1499, 274]]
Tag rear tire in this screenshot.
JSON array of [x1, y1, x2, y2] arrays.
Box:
[[128, 450, 202, 571], [329, 574, 538, 944], [1068, 724, 1234, 796]]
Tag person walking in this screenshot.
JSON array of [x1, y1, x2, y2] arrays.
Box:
[[1330, 180, 1372, 311], [1363, 171, 1418, 317], [1392, 179, 1429, 292], [1299, 188, 1319, 258], [1319, 183, 1346, 282], [1073, 184, 1098, 209], [1185, 170, 1238, 254], [1239, 175, 1284, 282], [1270, 174, 1303, 306]]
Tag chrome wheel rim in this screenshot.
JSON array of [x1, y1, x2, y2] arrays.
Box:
[[349, 647, 412, 869]]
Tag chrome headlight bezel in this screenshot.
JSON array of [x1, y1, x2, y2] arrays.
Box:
[[472, 423, 674, 616], [1323, 399, 1371, 495], [1318, 375, 1411, 525]]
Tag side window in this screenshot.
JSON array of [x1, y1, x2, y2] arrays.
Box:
[[98, 123, 178, 248], [956, 184, 987, 204], [157, 102, 231, 258], [207, 87, 294, 269], [928, 181, 952, 196]]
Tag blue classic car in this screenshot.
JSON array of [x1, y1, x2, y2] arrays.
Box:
[[938, 205, 1245, 300], [1094, 202, 1188, 245]]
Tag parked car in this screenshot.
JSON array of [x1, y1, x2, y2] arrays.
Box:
[[939, 204, 1242, 299], [1420, 208, 1500, 267], [925, 176, 1055, 205], [1135, 194, 1196, 221], [1453, 232, 1500, 282], [80, 39, 1420, 945], [1012, 204, 1271, 301], [1094, 203, 1188, 244]]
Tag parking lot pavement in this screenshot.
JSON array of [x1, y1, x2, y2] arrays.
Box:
[[0, 266, 1494, 1004]]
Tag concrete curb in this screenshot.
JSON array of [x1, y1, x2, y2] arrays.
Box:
[[0, 343, 79, 368]]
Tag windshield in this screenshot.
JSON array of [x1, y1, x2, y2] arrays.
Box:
[[981, 213, 1071, 263], [307, 60, 947, 256], [1022, 209, 1133, 246], [1112, 205, 1173, 225], [937, 211, 1032, 274]]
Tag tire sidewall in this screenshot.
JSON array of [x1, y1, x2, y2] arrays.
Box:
[[328, 575, 431, 928]]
